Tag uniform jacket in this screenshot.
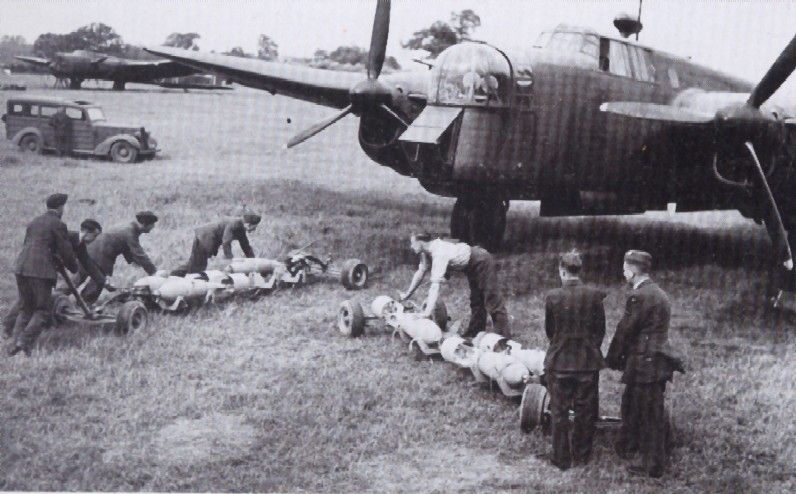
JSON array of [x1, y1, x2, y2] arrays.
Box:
[[606, 279, 675, 383], [50, 110, 71, 136], [195, 219, 254, 259], [68, 231, 106, 286], [14, 210, 77, 280], [544, 279, 607, 373], [87, 222, 156, 275]]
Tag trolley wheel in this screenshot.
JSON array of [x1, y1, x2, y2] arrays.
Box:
[[520, 383, 550, 433], [340, 259, 369, 290], [51, 293, 72, 325], [115, 300, 148, 335], [422, 299, 449, 331], [338, 299, 365, 337]]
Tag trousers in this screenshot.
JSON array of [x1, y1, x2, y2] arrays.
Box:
[[12, 275, 55, 352], [616, 381, 668, 476], [463, 246, 510, 338], [549, 372, 599, 468]]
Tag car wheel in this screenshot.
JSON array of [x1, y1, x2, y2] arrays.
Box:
[[340, 259, 369, 290], [338, 299, 365, 337], [110, 141, 139, 164], [19, 134, 43, 154]]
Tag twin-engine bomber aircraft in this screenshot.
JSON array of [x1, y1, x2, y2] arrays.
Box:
[[146, 1, 796, 291], [16, 50, 198, 90]]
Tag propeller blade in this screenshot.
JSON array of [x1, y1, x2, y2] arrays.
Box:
[[748, 34, 796, 109], [745, 142, 793, 268], [367, 0, 390, 80], [599, 102, 714, 123], [379, 104, 408, 127], [286, 105, 352, 149]]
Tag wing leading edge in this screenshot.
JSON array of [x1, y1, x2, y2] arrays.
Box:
[[144, 46, 361, 109]]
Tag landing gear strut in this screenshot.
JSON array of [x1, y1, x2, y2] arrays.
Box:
[[450, 196, 508, 252]]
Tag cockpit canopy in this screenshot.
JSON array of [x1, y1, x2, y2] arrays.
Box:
[[429, 42, 511, 107]]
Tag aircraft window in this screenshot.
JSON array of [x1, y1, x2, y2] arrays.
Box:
[[547, 32, 585, 53], [431, 43, 510, 106], [608, 41, 632, 77], [86, 108, 105, 121], [581, 35, 599, 60], [65, 108, 84, 120], [628, 46, 653, 82], [39, 106, 57, 117], [668, 67, 680, 88], [534, 31, 552, 48]]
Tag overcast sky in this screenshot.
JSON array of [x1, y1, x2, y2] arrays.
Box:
[[2, 0, 795, 99]]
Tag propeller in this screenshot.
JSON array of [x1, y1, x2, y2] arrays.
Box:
[[745, 142, 793, 270], [287, 0, 402, 148], [748, 34, 796, 109]]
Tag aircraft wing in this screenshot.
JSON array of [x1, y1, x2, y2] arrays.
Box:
[[600, 90, 793, 124], [14, 55, 51, 68], [145, 46, 360, 109], [112, 60, 198, 82]]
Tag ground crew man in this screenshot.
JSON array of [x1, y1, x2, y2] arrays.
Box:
[[400, 233, 510, 338], [73, 211, 159, 304], [171, 213, 261, 276], [543, 251, 606, 470], [50, 106, 72, 157], [606, 250, 682, 478], [3, 219, 110, 335], [7, 193, 77, 356]]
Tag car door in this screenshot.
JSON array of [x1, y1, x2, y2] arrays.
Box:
[[37, 105, 57, 149], [65, 107, 93, 152]]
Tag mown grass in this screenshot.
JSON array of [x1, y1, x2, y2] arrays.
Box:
[[0, 86, 794, 492]]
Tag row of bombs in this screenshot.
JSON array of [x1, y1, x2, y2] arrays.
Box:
[[338, 294, 554, 432], [122, 256, 369, 310]]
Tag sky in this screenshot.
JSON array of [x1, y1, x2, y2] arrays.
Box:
[[1, 0, 795, 99]]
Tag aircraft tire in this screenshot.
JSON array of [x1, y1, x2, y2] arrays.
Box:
[[450, 197, 507, 251], [69, 78, 83, 90]]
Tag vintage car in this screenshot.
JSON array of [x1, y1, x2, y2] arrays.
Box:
[[1, 96, 158, 162]]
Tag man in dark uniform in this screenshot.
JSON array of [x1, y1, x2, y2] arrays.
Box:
[[50, 106, 72, 157], [7, 193, 77, 356], [171, 213, 261, 276], [400, 233, 510, 338], [3, 219, 111, 335], [73, 211, 159, 304], [606, 250, 680, 478], [543, 251, 607, 470]]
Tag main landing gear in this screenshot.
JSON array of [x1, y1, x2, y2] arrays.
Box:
[[450, 196, 509, 252]]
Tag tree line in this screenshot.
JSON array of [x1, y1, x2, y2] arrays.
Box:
[[2, 9, 480, 72]]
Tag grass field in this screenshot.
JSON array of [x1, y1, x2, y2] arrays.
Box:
[[0, 82, 794, 493]]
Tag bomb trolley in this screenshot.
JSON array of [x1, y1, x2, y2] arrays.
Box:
[[519, 382, 677, 448], [51, 263, 149, 335]]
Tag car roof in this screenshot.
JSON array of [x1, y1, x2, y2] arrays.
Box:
[[6, 95, 98, 107]]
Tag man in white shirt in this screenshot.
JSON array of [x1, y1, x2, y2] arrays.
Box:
[[400, 233, 510, 338]]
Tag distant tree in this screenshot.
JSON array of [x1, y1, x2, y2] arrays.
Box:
[[450, 9, 481, 40], [73, 22, 123, 54], [33, 32, 86, 58], [384, 55, 401, 70], [257, 35, 278, 61], [328, 45, 367, 65], [164, 32, 201, 50], [226, 46, 251, 58], [402, 9, 481, 58], [313, 49, 328, 62]]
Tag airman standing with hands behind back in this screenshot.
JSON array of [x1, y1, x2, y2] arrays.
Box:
[[606, 250, 683, 478], [543, 251, 607, 470]]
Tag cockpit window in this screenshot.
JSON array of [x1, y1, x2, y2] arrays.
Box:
[[430, 43, 511, 107]]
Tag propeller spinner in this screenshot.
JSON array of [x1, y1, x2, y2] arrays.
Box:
[[287, 0, 404, 149]]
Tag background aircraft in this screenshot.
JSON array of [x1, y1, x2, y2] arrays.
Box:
[[146, 0, 796, 287], [16, 49, 197, 90]]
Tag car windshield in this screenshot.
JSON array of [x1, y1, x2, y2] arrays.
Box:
[[86, 107, 105, 121]]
